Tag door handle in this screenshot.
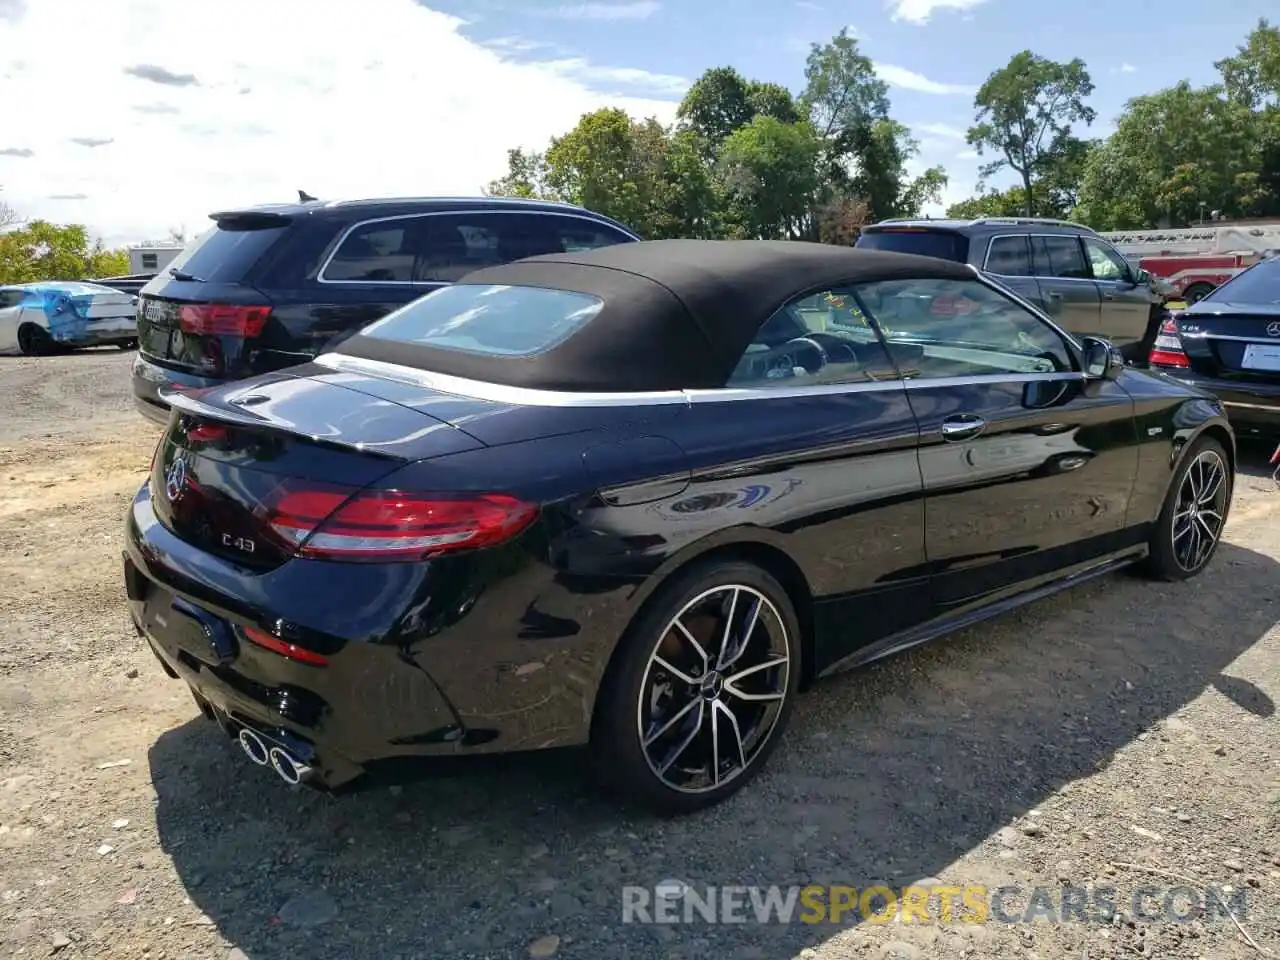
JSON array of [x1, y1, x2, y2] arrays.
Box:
[[939, 415, 986, 442], [1103, 293, 1116, 300], [1046, 291, 1063, 300]]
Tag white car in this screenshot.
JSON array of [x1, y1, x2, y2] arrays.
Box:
[[0, 281, 138, 355]]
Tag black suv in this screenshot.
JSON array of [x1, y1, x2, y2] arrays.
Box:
[[131, 197, 640, 423], [855, 217, 1165, 363]]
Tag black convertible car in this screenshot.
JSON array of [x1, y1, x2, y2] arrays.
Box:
[[124, 240, 1235, 814]]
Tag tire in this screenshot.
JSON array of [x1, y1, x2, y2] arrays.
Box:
[[1182, 283, 1215, 305], [590, 559, 801, 816], [17, 323, 55, 357], [116, 339, 138, 351], [1142, 435, 1232, 582]]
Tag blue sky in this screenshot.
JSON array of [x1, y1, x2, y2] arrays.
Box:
[[430, 0, 1278, 206], [2, 0, 1273, 242]]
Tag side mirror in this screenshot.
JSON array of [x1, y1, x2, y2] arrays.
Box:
[[1135, 268, 1150, 284], [1082, 336, 1124, 380]]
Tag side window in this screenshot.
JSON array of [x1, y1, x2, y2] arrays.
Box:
[[0, 290, 22, 309], [985, 236, 1033, 277], [554, 222, 633, 252], [854, 277, 1075, 378], [1082, 237, 1131, 282], [727, 287, 898, 387], [323, 221, 417, 282], [1031, 235, 1090, 280]]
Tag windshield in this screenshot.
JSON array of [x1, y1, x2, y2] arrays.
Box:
[[1201, 258, 1280, 305], [855, 229, 970, 263], [357, 283, 605, 357]]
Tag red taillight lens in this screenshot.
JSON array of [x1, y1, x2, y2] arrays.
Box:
[[266, 489, 538, 562], [242, 626, 329, 666], [178, 304, 272, 337], [1148, 317, 1190, 368]]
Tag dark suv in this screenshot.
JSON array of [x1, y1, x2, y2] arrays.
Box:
[[855, 217, 1165, 363], [131, 197, 640, 423]]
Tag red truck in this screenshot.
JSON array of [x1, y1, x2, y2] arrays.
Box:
[[1101, 222, 1280, 303]]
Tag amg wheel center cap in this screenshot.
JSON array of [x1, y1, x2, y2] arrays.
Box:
[[700, 672, 724, 700]]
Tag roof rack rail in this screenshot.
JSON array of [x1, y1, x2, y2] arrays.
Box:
[[970, 216, 1093, 230]]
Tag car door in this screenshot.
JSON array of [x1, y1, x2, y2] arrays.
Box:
[[851, 274, 1138, 612], [1081, 235, 1151, 351], [1029, 234, 1103, 340], [667, 286, 931, 674], [0, 288, 23, 352]]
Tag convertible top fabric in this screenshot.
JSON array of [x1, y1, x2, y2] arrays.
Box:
[[335, 239, 978, 392]]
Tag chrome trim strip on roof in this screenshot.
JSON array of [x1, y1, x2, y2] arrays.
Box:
[[315, 211, 642, 286], [315, 351, 1087, 408]]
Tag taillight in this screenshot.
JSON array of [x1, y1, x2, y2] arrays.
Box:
[[179, 304, 271, 337], [242, 626, 329, 666], [1148, 317, 1189, 368], [265, 489, 538, 562]]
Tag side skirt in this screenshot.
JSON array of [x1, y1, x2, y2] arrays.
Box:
[[816, 546, 1148, 679]]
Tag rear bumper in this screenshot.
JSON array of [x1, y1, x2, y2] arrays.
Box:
[[51, 315, 137, 347], [131, 354, 225, 424], [123, 481, 637, 787], [1153, 365, 1280, 434]]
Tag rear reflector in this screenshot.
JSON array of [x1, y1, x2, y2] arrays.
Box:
[[266, 489, 538, 562], [179, 304, 272, 337], [1148, 317, 1189, 368], [242, 626, 329, 666]]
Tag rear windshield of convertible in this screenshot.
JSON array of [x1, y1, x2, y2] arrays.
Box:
[[358, 283, 605, 357]]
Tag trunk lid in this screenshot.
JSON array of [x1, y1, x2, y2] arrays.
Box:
[[149, 372, 484, 570], [137, 211, 293, 378], [1176, 301, 1280, 382]]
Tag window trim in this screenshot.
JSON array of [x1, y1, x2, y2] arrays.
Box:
[[316, 210, 641, 285], [982, 232, 1095, 284], [313, 270, 1087, 405]]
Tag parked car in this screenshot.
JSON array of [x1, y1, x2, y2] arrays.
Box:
[[91, 274, 157, 297], [131, 196, 641, 423], [0, 281, 137, 355], [124, 239, 1235, 814], [856, 217, 1166, 364], [1148, 253, 1280, 438]]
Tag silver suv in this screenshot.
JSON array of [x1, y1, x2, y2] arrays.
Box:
[[856, 217, 1165, 364]]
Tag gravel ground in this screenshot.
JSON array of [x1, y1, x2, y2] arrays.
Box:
[[1, 348, 1279, 960]]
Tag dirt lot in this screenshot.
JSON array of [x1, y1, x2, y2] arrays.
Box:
[[1, 349, 1279, 960]]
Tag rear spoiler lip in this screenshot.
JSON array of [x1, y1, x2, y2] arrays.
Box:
[[159, 386, 285, 430], [206, 210, 296, 230]]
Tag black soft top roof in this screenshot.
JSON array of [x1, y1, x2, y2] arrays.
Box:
[[336, 239, 977, 393]]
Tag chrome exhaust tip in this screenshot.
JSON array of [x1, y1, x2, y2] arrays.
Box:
[[238, 728, 270, 765], [268, 746, 311, 786]]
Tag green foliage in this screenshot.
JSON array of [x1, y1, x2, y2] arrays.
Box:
[[0, 221, 130, 285], [489, 27, 944, 243], [491, 21, 1280, 240]]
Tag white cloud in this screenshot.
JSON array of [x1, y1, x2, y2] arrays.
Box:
[[1119, 62, 1137, 73], [886, 0, 990, 24], [531, 2, 661, 21], [875, 63, 975, 96], [956, 148, 979, 160], [912, 121, 966, 140], [0, 0, 681, 245]]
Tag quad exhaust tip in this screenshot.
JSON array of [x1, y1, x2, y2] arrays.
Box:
[[237, 728, 312, 785], [238, 728, 270, 765]]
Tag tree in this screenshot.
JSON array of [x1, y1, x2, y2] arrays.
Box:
[[1216, 18, 1280, 108], [485, 147, 554, 200], [718, 116, 821, 238], [1074, 81, 1269, 229], [966, 51, 1096, 217], [0, 221, 130, 284]]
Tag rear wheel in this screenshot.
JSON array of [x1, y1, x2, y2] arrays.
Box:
[[17, 323, 55, 356], [1143, 436, 1232, 581], [591, 560, 800, 815], [1182, 282, 1215, 305], [116, 339, 138, 351]]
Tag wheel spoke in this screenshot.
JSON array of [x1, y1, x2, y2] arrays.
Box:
[[715, 588, 740, 669], [724, 656, 788, 702], [655, 701, 705, 775], [671, 618, 710, 669], [643, 694, 700, 748], [713, 700, 747, 774], [1195, 514, 1217, 541], [1198, 463, 1224, 504], [719, 594, 762, 671], [653, 655, 699, 686]]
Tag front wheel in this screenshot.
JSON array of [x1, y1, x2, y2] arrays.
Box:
[[1142, 436, 1232, 581], [17, 323, 56, 356], [591, 560, 800, 815]]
